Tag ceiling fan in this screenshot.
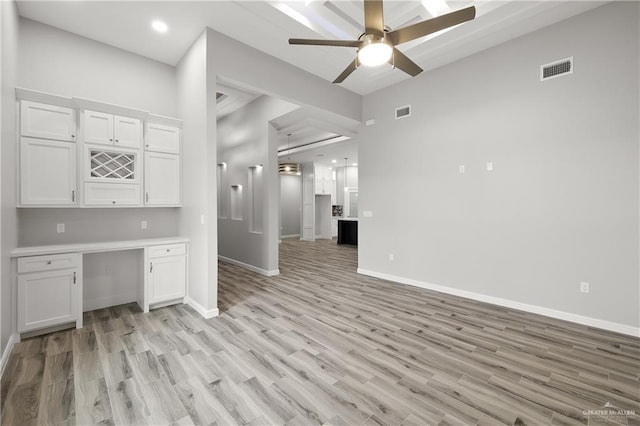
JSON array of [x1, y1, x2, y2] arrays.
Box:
[[289, 0, 476, 83]]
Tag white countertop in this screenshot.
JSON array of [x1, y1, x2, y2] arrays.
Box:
[[337, 217, 358, 221], [12, 236, 189, 257]]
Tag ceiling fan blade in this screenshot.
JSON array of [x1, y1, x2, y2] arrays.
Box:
[[333, 59, 359, 84], [387, 6, 476, 45], [363, 0, 385, 36], [390, 48, 423, 77], [289, 38, 360, 47]]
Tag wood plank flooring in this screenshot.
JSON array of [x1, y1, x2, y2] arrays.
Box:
[[1, 238, 639, 425]]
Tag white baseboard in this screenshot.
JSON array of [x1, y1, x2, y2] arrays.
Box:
[[280, 234, 301, 240], [84, 293, 137, 312], [184, 296, 219, 319], [0, 333, 19, 378], [218, 255, 279, 277], [357, 268, 640, 338]]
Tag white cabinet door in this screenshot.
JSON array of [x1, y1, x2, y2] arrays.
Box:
[[84, 182, 141, 206], [20, 100, 76, 142], [83, 110, 114, 145], [17, 268, 79, 332], [144, 152, 181, 206], [84, 111, 141, 148], [148, 255, 186, 304], [20, 137, 77, 206], [114, 115, 142, 148], [145, 123, 180, 154]]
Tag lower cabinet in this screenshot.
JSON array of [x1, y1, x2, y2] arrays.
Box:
[[17, 253, 81, 333], [147, 243, 186, 306]]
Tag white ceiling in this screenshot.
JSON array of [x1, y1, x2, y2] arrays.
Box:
[[18, 0, 607, 169], [16, 0, 607, 96]]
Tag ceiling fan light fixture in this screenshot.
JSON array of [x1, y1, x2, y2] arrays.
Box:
[[357, 37, 392, 67]]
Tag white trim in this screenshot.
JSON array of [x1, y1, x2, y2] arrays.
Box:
[[83, 294, 137, 312], [218, 255, 280, 277], [357, 268, 640, 338], [184, 296, 219, 319], [0, 334, 20, 378], [280, 234, 301, 240]]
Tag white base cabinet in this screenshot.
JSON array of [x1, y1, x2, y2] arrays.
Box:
[[146, 243, 186, 309], [17, 253, 81, 333]]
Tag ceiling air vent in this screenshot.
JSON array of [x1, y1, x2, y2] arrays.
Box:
[[395, 105, 411, 119], [540, 57, 573, 81]]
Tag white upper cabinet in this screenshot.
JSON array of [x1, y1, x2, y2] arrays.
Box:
[[20, 100, 76, 142], [145, 123, 180, 154], [83, 110, 141, 148], [20, 137, 77, 206], [145, 152, 181, 206], [115, 116, 143, 148], [83, 110, 113, 145]]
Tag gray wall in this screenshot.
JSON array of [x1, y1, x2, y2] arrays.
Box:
[[176, 29, 217, 312], [217, 95, 298, 272], [280, 174, 301, 238], [1, 0, 19, 358], [359, 2, 639, 328], [18, 18, 177, 117], [209, 31, 360, 123], [18, 208, 179, 246]]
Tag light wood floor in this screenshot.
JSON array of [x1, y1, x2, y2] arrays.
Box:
[[1, 238, 639, 425]]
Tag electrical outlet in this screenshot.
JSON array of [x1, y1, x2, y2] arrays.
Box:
[[105, 266, 112, 273], [56, 223, 65, 233], [580, 281, 590, 293], [201, 214, 205, 225], [459, 165, 465, 174], [486, 162, 494, 171], [389, 253, 394, 261], [141, 220, 148, 230]]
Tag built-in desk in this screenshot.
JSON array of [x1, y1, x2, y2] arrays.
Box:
[[12, 237, 188, 336], [337, 218, 358, 245]]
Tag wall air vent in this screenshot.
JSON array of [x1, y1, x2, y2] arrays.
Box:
[[540, 57, 573, 81], [395, 105, 411, 119]]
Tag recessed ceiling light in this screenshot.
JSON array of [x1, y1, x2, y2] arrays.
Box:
[[331, 159, 337, 164], [151, 20, 168, 33], [352, 163, 358, 166]]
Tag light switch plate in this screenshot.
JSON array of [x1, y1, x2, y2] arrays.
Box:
[[56, 223, 65, 233], [487, 162, 494, 171], [363, 211, 374, 218], [141, 220, 148, 230], [459, 165, 465, 174]]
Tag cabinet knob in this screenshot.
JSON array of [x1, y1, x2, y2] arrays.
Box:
[[71, 134, 75, 138], [109, 138, 113, 141], [166, 249, 170, 252], [115, 139, 119, 143], [112, 201, 116, 204], [47, 261, 52, 265]]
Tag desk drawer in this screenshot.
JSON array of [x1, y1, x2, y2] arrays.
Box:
[[18, 253, 79, 274], [149, 243, 186, 258]]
